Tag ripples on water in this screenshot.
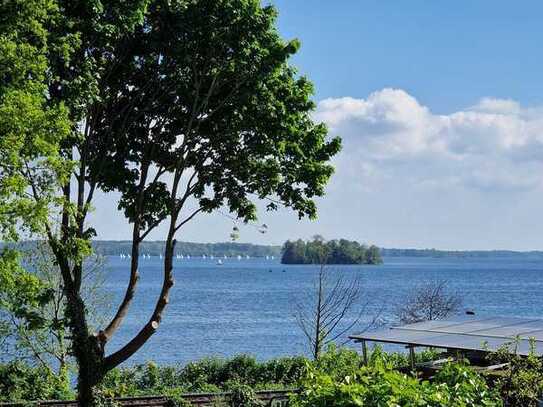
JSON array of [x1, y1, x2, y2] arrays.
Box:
[[102, 255, 543, 366]]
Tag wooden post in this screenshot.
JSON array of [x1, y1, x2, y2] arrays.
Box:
[[361, 340, 368, 366], [409, 346, 416, 371]]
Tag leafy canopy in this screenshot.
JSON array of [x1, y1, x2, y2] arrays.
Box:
[[90, 0, 341, 229]]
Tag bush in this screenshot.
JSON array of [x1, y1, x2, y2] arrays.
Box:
[[487, 340, 543, 407], [0, 361, 74, 402], [178, 357, 225, 391], [226, 382, 263, 407], [313, 343, 440, 380], [290, 356, 503, 407], [100, 354, 307, 398]]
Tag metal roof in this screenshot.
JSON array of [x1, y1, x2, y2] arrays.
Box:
[[349, 316, 543, 356]]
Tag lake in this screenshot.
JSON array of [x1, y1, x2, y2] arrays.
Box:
[[102, 255, 543, 366]]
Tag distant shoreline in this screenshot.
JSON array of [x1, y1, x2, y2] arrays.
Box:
[[381, 248, 543, 258], [2, 240, 542, 259]]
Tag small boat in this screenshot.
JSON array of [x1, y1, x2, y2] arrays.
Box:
[[202, 254, 207, 259], [246, 255, 250, 259], [237, 255, 242, 260], [265, 255, 269, 260], [187, 254, 191, 260], [216, 259, 223, 265]]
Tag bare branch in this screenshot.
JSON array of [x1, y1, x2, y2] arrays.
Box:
[[293, 256, 378, 359], [395, 280, 463, 324]]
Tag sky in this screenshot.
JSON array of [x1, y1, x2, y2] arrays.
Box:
[[91, 1, 543, 250]]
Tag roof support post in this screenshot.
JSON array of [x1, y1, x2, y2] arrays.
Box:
[[361, 340, 368, 366], [409, 346, 416, 372]]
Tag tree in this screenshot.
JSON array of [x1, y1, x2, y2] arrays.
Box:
[[294, 263, 378, 360], [0, 0, 341, 404], [1, 242, 109, 378], [365, 245, 382, 265], [281, 237, 382, 265], [395, 280, 463, 324]]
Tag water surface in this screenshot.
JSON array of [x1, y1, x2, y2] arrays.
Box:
[[103, 255, 543, 365]]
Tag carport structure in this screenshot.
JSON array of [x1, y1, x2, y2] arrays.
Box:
[[349, 316, 543, 370]]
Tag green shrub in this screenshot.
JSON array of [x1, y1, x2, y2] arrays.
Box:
[[99, 354, 306, 399], [290, 357, 502, 407], [487, 340, 543, 407], [432, 362, 502, 406], [178, 357, 225, 391], [0, 361, 74, 402], [226, 382, 263, 407]]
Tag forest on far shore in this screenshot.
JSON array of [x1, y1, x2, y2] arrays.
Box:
[[281, 238, 382, 265]]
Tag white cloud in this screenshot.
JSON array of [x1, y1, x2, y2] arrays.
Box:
[[315, 89, 543, 191]]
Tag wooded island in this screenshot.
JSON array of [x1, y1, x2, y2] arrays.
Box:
[[281, 238, 382, 265]]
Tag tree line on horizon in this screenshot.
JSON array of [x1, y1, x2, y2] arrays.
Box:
[[281, 238, 382, 265], [92, 241, 281, 257]]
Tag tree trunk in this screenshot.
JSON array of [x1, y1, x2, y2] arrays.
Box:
[[74, 329, 106, 406], [65, 287, 106, 406]]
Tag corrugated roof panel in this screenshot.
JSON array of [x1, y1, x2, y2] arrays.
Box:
[[471, 320, 543, 337], [349, 316, 543, 356], [518, 329, 543, 341], [393, 316, 488, 332]]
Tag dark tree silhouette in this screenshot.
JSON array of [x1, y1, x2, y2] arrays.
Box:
[[395, 280, 463, 324]]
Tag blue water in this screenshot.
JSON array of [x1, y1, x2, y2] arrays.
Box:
[[102, 255, 543, 366]]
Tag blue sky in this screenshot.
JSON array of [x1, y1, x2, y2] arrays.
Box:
[[92, 1, 543, 250], [271, 0, 543, 112]]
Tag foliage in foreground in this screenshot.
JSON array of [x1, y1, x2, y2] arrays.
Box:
[[291, 358, 502, 407], [0, 346, 439, 402], [99, 355, 307, 398], [0, 347, 435, 402], [7, 346, 543, 406], [0, 361, 74, 401], [487, 340, 543, 407]]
